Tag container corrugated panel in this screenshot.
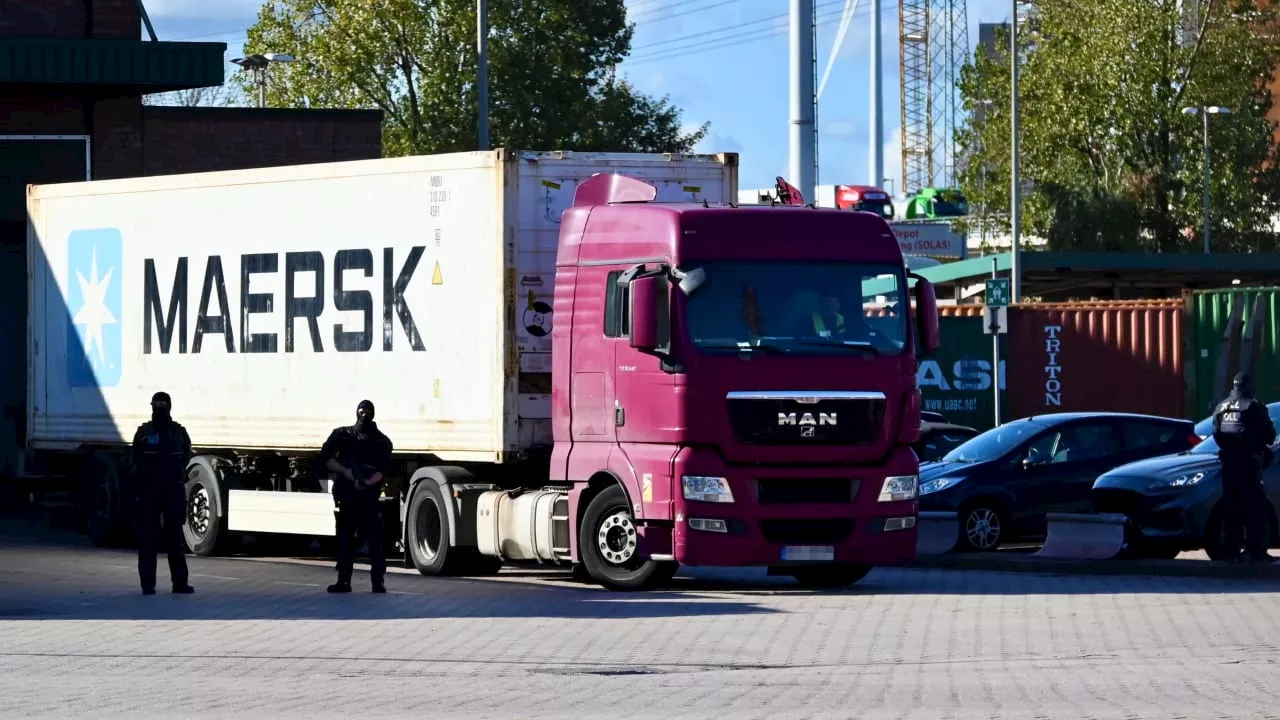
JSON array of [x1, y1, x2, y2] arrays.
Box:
[[1003, 300, 1186, 421], [918, 314, 1002, 431], [1185, 286, 1280, 416]]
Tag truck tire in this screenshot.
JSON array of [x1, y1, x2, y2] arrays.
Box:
[[788, 563, 870, 589], [183, 461, 230, 556], [405, 480, 501, 577], [81, 452, 130, 548], [579, 484, 678, 591]]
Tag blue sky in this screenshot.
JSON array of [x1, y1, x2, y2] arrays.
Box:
[[144, 0, 1015, 193]]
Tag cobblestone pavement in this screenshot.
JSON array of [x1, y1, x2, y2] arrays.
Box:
[[3, 528, 1280, 719]]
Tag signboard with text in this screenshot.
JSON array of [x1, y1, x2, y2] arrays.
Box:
[[888, 221, 967, 260]]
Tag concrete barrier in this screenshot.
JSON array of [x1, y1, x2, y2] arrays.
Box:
[[916, 511, 961, 556], [1035, 512, 1128, 560]]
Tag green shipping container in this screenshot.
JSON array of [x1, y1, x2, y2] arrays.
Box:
[[1186, 286, 1280, 417], [919, 315, 1003, 431]]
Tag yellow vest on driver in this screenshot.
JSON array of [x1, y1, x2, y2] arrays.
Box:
[[812, 312, 845, 337]]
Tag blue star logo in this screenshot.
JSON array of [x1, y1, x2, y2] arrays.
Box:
[[66, 229, 123, 388]]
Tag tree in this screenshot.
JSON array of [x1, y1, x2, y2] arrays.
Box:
[[955, 0, 1280, 252], [238, 0, 708, 157]]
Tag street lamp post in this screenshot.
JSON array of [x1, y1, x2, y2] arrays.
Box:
[[1181, 105, 1231, 255], [232, 53, 295, 109], [476, 0, 490, 150]]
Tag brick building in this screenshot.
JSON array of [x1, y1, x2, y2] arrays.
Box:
[[0, 0, 383, 474]]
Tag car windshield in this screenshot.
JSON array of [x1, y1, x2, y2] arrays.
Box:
[[684, 261, 909, 356], [1191, 402, 1280, 454], [941, 420, 1047, 463]]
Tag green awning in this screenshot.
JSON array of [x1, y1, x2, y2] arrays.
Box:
[[0, 38, 225, 92]]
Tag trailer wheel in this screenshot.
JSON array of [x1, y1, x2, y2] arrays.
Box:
[[405, 480, 502, 577], [183, 462, 229, 556], [81, 452, 130, 548], [580, 484, 678, 591]]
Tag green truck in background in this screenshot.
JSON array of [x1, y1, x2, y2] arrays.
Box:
[[905, 187, 969, 220]]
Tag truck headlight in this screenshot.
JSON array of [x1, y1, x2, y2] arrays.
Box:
[[920, 476, 962, 495], [878, 475, 919, 502], [682, 475, 735, 503]]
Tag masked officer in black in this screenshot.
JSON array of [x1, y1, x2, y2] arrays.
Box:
[[132, 391, 195, 595], [320, 399, 394, 593], [1211, 372, 1277, 562]]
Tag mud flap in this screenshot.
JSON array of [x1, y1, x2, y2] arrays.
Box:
[[1035, 512, 1127, 560], [915, 511, 961, 556]]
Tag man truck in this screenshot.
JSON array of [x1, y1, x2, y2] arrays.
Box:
[[24, 149, 941, 590]]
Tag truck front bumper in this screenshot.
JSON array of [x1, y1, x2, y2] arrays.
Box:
[[668, 449, 920, 568]]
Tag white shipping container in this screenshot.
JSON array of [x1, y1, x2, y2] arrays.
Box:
[[27, 149, 738, 462]]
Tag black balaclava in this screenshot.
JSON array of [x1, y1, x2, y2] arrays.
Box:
[[151, 391, 172, 425], [1234, 372, 1255, 398], [355, 400, 375, 432]]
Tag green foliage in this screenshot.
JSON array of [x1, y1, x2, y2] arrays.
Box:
[[238, 0, 708, 157], [956, 0, 1280, 251]]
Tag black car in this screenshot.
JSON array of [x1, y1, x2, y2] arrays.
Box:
[[919, 412, 1200, 551], [1092, 401, 1280, 559], [915, 421, 979, 463]]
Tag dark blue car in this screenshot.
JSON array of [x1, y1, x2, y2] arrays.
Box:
[[919, 412, 1199, 551], [1092, 402, 1280, 559]]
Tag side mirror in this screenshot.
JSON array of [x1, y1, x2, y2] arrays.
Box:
[[628, 274, 670, 352], [911, 274, 941, 354], [1021, 447, 1043, 470]]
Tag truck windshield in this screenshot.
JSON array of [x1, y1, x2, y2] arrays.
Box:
[[685, 261, 909, 356], [856, 199, 895, 219]]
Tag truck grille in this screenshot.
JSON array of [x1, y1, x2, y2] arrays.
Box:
[[726, 391, 885, 446], [756, 478, 858, 504], [760, 519, 854, 545]]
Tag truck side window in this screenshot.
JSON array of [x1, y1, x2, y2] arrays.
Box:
[[604, 270, 630, 337]]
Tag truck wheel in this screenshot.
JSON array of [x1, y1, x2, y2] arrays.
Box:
[[183, 462, 229, 556], [579, 484, 678, 591], [789, 564, 870, 588], [81, 452, 130, 548], [405, 480, 502, 576]]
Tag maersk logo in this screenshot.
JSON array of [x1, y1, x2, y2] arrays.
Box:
[[66, 228, 123, 388]]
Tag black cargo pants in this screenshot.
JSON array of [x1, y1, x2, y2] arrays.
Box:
[[1220, 458, 1269, 560], [334, 488, 386, 586], [136, 481, 190, 591]]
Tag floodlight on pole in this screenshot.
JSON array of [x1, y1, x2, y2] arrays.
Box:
[[1181, 105, 1231, 254], [232, 53, 296, 108]]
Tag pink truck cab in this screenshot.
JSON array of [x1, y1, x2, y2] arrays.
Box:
[[549, 173, 942, 589]]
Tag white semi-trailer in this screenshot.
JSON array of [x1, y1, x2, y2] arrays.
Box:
[[23, 149, 738, 586]]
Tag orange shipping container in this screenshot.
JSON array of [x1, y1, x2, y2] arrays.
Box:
[[1003, 300, 1187, 421]]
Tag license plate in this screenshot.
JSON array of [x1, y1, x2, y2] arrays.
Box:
[[781, 545, 835, 562]]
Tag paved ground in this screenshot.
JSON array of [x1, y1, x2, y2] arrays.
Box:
[[4, 524, 1280, 719]]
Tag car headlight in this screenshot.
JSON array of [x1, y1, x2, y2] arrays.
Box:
[[682, 475, 735, 503], [1149, 472, 1208, 490], [920, 476, 962, 495], [878, 475, 919, 502]]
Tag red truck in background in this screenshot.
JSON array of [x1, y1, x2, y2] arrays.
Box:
[[812, 184, 897, 219]]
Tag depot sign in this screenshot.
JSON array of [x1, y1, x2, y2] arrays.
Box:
[[888, 221, 967, 259]]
